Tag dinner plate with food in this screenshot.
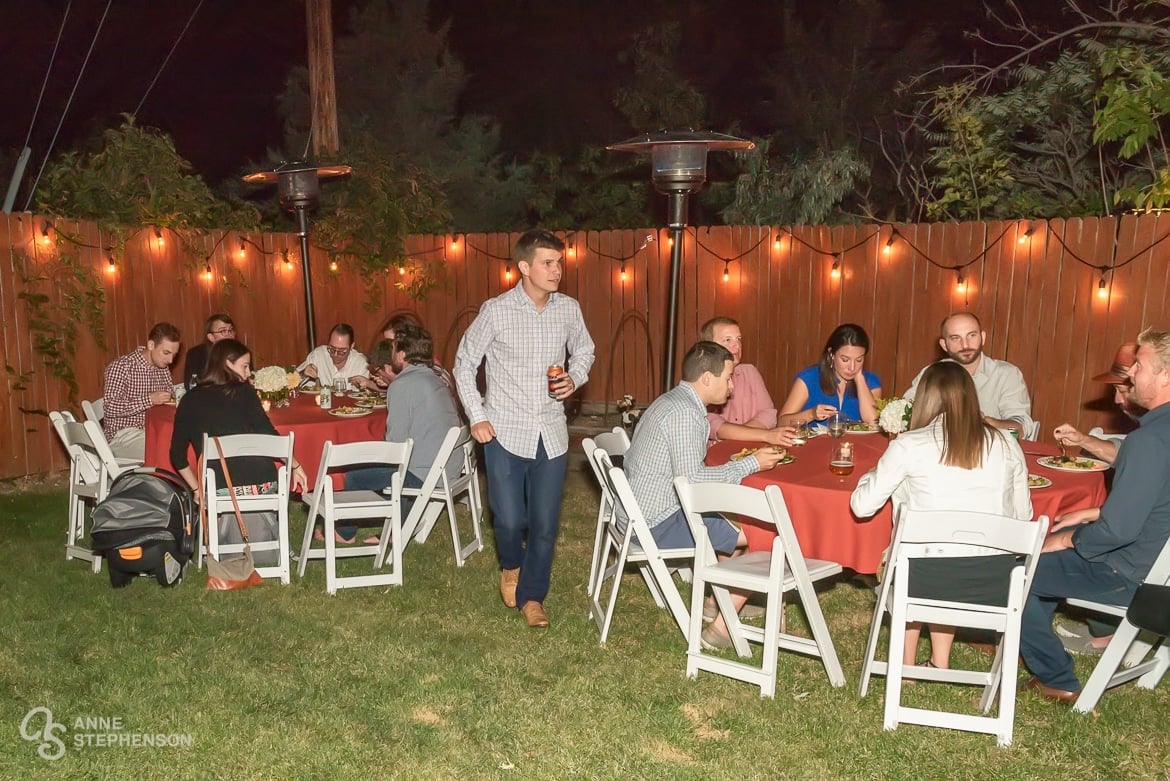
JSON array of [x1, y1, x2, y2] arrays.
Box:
[[328, 406, 374, 418], [353, 395, 386, 409], [1027, 474, 1052, 489], [846, 422, 880, 434], [729, 446, 796, 466], [1036, 455, 1110, 472]]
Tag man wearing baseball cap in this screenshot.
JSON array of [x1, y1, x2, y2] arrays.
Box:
[[1053, 342, 1145, 464]]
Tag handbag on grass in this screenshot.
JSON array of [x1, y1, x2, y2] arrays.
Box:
[[1126, 583, 1170, 637], [203, 437, 264, 591]]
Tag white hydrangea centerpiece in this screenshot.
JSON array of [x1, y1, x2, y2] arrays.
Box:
[[877, 397, 913, 435], [252, 366, 290, 402]]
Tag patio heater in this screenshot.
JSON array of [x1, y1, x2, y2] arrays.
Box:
[[607, 130, 754, 391], [242, 161, 352, 351]]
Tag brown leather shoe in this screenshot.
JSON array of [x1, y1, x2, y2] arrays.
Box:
[[499, 568, 520, 608], [1024, 676, 1079, 705], [520, 601, 550, 628]]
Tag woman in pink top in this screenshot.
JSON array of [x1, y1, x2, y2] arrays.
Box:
[[702, 317, 798, 446]]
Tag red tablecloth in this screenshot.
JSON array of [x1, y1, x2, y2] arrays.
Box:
[[706, 433, 1107, 574], [144, 394, 387, 489]]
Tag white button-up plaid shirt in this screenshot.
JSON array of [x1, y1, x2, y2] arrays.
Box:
[[624, 382, 759, 527], [455, 284, 595, 459]]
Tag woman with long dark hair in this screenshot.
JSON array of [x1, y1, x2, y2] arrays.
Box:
[[170, 338, 307, 498], [779, 323, 881, 425], [850, 360, 1031, 669]]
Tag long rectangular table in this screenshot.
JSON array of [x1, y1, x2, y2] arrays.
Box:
[[706, 433, 1108, 574], [144, 393, 387, 489]]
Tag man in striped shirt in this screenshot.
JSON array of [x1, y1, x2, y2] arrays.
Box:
[[102, 322, 181, 461], [455, 229, 595, 629]]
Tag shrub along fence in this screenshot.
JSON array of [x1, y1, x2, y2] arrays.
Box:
[[1, 211, 1164, 479]]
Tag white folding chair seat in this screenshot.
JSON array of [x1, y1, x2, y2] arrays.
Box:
[[396, 425, 485, 567], [298, 439, 413, 594], [674, 478, 845, 697], [1067, 535, 1170, 713], [50, 411, 113, 572], [858, 508, 1049, 747], [81, 398, 142, 467], [202, 433, 294, 584], [586, 447, 693, 644]]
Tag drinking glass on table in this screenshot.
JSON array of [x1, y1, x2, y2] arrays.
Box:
[[334, 377, 348, 396], [828, 412, 846, 438], [829, 441, 854, 477]]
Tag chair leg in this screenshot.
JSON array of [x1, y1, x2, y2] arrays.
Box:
[[586, 509, 607, 597], [859, 597, 888, 697], [297, 512, 317, 578], [1074, 620, 1145, 713], [883, 592, 908, 731]]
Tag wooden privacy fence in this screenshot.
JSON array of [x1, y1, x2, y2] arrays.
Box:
[[1, 212, 1166, 480]]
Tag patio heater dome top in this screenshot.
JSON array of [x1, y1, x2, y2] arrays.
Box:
[[242, 160, 353, 210], [607, 130, 754, 195]]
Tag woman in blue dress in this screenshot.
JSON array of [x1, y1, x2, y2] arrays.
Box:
[[779, 323, 881, 425]]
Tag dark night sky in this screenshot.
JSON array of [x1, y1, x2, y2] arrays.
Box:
[[0, 0, 1088, 193]]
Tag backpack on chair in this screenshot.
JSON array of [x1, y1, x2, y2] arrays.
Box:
[[91, 468, 198, 588]]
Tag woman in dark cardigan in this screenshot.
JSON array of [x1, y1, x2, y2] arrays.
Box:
[[171, 339, 307, 565]]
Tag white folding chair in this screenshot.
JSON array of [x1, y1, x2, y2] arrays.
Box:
[[396, 425, 485, 567], [587, 447, 694, 643], [202, 432, 294, 584], [583, 428, 631, 597], [674, 478, 845, 697], [1068, 535, 1170, 713], [298, 439, 413, 594], [81, 397, 143, 468], [49, 411, 110, 572], [858, 508, 1049, 747]]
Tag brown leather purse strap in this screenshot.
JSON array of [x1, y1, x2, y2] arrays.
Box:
[[212, 436, 250, 543]]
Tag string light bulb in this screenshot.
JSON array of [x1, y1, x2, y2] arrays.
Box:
[[830, 257, 841, 279], [451, 236, 459, 250], [202, 263, 212, 281], [956, 272, 967, 292], [722, 260, 730, 282], [106, 254, 116, 273], [883, 235, 895, 255], [773, 232, 782, 251], [282, 249, 291, 267], [620, 261, 627, 281], [39, 222, 52, 248], [1018, 225, 1034, 244], [238, 240, 247, 259], [504, 261, 513, 281], [154, 227, 164, 248], [567, 245, 576, 257], [398, 265, 406, 275], [329, 260, 338, 272], [1098, 275, 1109, 299]]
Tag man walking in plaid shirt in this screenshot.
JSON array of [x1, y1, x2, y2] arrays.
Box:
[[455, 229, 595, 629], [102, 322, 181, 460]]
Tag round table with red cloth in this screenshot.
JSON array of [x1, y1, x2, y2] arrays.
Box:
[[144, 393, 387, 489], [706, 432, 1108, 574]]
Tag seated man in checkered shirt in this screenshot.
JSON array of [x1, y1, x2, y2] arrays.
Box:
[[622, 340, 793, 649], [102, 322, 182, 461]]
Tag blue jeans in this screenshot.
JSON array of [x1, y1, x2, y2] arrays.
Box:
[[1020, 548, 1137, 692], [338, 467, 423, 540], [485, 437, 567, 609]]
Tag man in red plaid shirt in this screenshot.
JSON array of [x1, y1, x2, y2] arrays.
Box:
[[102, 322, 182, 460]]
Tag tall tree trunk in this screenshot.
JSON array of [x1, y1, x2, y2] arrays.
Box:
[[306, 0, 339, 156]]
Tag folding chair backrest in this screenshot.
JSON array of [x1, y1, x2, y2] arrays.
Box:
[[81, 419, 130, 480], [201, 432, 294, 496], [605, 457, 674, 557], [304, 438, 413, 523], [593, 427, 631, 458], [401, 426, 462, 538], [57, 417, 105, 486], [673, 478, 772, 564], [897, 509, 1048, 561], [82, 398, 104, 424]]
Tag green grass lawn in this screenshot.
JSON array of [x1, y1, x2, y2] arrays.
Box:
[[2, 466, 1168, 779]]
